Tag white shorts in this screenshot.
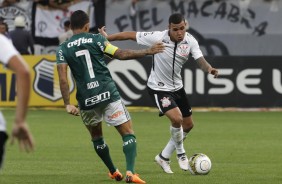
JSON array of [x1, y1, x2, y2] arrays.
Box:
[[0, 112, 6, 132], [80, 99, 131, 126]]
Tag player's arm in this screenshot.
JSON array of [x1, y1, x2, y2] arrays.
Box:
[[7, 55, 30, 125], [7, 55, 34, 152], [57, 63, 80, 116], [57, 63, 70, 106], [196, 56, 219, 78], [99, 26, 137, 41], [104, 42, 164, 60]]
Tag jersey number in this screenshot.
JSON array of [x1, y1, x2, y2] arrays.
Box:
[[75, 49, 95, 78]]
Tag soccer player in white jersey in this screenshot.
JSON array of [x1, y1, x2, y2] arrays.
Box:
[[99, 13, 219, 173], [0, 34, 34, 170]]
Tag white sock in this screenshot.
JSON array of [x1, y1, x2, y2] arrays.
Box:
[[170, 126, 185, 155], [161, 130, 189, 159], [161, 138, 175, 159]]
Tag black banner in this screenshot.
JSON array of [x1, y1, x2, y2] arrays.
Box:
[[108, 56, 282, 107]]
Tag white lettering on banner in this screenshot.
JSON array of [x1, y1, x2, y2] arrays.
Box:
[[196, 70, 204, 94], [184, 70, 193, 94], [237, 69, 262, 95], [184, 68, 265, 95], [85, 91, 110, 106], [208, 69, 234, 94], [112, 0, 268, 36], [272, 69, 282, 94]]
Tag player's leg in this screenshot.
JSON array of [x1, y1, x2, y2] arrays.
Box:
[[177, 88, 194, 145], [148, 88, 189, 171], [0, 131, 8, 170], [0, 112, 8, 170], [81, 108, 122, 181], [115, 120, 145, 183], [164, 108, 189, 171], [104, 100, 145, 183], [86, 123, 120, 177], [161, 89, 193, 170], [160, 115, 193, 157]]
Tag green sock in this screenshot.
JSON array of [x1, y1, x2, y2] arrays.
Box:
[[122, 134, 137, 173], [93, 137, 116, 174]]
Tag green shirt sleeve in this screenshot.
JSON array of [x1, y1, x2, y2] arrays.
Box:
[[56, 45, 67, 64]]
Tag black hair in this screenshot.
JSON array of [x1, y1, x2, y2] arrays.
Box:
[[70, 10, 89, 30], [169, 13, 185, 24], [64, 20, 70, 28]]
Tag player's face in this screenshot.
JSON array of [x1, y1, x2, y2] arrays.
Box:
[[0, 25, 6, 34], [168, 21, 187, 42]]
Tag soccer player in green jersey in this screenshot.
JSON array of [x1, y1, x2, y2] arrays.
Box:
[[56, 10, 164, 183]]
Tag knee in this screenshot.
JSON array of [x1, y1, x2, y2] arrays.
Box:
[[170, 115, 183, 127]]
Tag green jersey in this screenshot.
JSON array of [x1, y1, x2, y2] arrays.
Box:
[[56, 33, 120, 110]]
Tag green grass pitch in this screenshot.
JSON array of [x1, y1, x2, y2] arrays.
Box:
[[0, 109, 282, 184]]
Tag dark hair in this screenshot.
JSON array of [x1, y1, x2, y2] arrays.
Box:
[[70, 10, 89, 30], [64, 20, 71, 28], [169, 13, 185, 24]]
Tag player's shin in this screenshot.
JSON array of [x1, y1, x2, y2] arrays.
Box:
[[170, 126, 185, 154], [122, 134, 137, 174], [93, 137, 116, 174]]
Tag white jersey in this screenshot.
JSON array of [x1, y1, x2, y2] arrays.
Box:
[[136, 30, 203, 91], [0, 34, 18, 65], [0, 34, 18, 131]]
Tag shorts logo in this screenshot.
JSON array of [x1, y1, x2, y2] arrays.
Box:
[[108, 111, 124, 120], [34, 59, 75, 101], [161, 97, 171, 108]]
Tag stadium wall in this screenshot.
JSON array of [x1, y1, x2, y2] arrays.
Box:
[[1, 55, 281, 108]]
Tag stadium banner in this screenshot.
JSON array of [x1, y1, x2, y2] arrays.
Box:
[[34, 1, 93, 38], [109, 56, 282, 108], [0, 55, 77, 107], [1, 0, 281, 55], [1, 56, 281, 108], [106, 0, 282, 56]]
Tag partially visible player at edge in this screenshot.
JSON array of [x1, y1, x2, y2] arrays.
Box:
[[0, 34, 34, 170], [99, 13, 218, 173], [56, 10, 164, 183]]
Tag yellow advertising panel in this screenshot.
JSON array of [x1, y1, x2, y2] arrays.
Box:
[[0, 55, 77, 107]]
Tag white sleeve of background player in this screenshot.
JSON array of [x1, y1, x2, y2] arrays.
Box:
[[189, 35, 203, 60], [0, 34, 19, 65], [136, 31, 162, 46]]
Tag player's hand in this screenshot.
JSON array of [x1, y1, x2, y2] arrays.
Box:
[[98, 26, 108, 37], [210, 68, 219, 78], [66, 104, 80, 116], [10, 122, 34, 152], [148, 42, 165, 54]]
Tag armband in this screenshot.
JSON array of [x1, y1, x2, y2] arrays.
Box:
[[104, 43, 118, 56]]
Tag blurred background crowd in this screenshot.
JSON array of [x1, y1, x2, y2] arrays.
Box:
[[0, 0, 281, 55]]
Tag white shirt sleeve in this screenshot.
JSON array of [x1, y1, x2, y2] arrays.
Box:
[[136, 31, 163, 46], [0, 34, 19, 65], [189, 35, 203, 60]]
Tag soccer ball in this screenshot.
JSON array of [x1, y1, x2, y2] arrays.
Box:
[[188, 153, 212, 175]]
